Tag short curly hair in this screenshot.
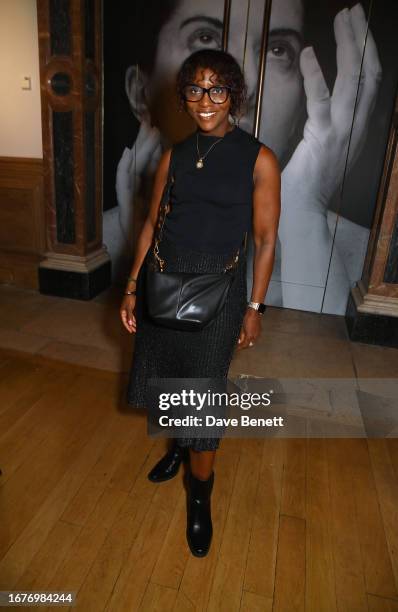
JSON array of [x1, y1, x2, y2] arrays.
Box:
[[176, 49, 247, 120]]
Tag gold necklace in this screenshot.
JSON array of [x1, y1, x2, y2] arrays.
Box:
[[195, 132, 223, 169]]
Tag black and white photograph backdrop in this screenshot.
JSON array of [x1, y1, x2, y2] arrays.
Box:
[[103, 0, 398, 315]]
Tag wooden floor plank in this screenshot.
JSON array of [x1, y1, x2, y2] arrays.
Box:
[[368, 593, 398, 611], [327, 439, 368, 612], [171, 589, 196, 612], [243, 438, 284, 598], [206, 438, 262, 612], [280, 438, 306, 520], [368, 440, 398, 591], [347, 438, 397, 599], [305, 438, 337, 612], [240, 590, 273, 611], [150, 487, 189, 591], [386, 439, 398, 485], [272, 515, 306, 612], [139, 582, 178, 611]]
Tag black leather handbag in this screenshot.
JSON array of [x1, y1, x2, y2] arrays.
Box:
[[145, 147, 243, 332]]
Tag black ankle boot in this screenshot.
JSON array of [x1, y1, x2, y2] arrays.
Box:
[[147, 442, 185, 483], [186, 471, 214, 557]]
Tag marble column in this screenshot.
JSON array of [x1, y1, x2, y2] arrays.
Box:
[[36, 0, 111, 299], [346, 97, 398, 347]]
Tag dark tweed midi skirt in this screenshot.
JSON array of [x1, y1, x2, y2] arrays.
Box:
[[126, 235, 247, 451]]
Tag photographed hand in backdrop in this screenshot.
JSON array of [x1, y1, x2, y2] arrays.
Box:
[[115, 121, 162, 251], [103, 121, 162, 278], [279, 3, 381, 308]]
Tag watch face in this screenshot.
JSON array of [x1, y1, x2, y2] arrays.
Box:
[[258, 303, 266, 314]]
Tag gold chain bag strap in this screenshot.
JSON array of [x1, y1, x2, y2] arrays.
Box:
[[145, 146, 245, 331]]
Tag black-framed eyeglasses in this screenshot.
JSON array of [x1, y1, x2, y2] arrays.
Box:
[[182, 84, 231, 104]]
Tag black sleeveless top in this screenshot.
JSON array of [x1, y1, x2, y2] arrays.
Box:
[[163, 125, 263, 254]]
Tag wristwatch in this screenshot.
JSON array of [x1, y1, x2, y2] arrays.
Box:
[[247, 301, 266, 314]]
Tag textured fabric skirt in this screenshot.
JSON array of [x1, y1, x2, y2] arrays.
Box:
[[126, 235, 247, 451]]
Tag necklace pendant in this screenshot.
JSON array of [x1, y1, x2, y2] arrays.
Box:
[[196, 159, 204, 169]]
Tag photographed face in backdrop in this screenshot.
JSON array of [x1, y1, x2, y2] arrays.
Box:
[[128, 0, 304, 162]]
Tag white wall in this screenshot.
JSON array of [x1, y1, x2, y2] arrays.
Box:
[[0, 0, 42, 158]]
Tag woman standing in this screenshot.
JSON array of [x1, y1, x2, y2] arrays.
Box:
[[120, 49, 280, 557]]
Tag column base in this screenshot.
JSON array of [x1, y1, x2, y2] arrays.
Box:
[[38, 247, 111, 300], [345, 281, 398, 348]]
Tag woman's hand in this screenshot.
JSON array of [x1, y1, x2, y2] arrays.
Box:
[[120, 295, 137, 334], [237, 309, 262, 350]]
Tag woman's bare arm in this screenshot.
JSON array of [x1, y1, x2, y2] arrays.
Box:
[[251, 146, 281, 302], [238, 145, 281, 349]]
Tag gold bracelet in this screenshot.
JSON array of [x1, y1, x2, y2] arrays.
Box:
[[127, 276, 137, 283]]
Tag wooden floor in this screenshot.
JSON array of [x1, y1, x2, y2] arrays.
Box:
[[1, 348, 398, 612]]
